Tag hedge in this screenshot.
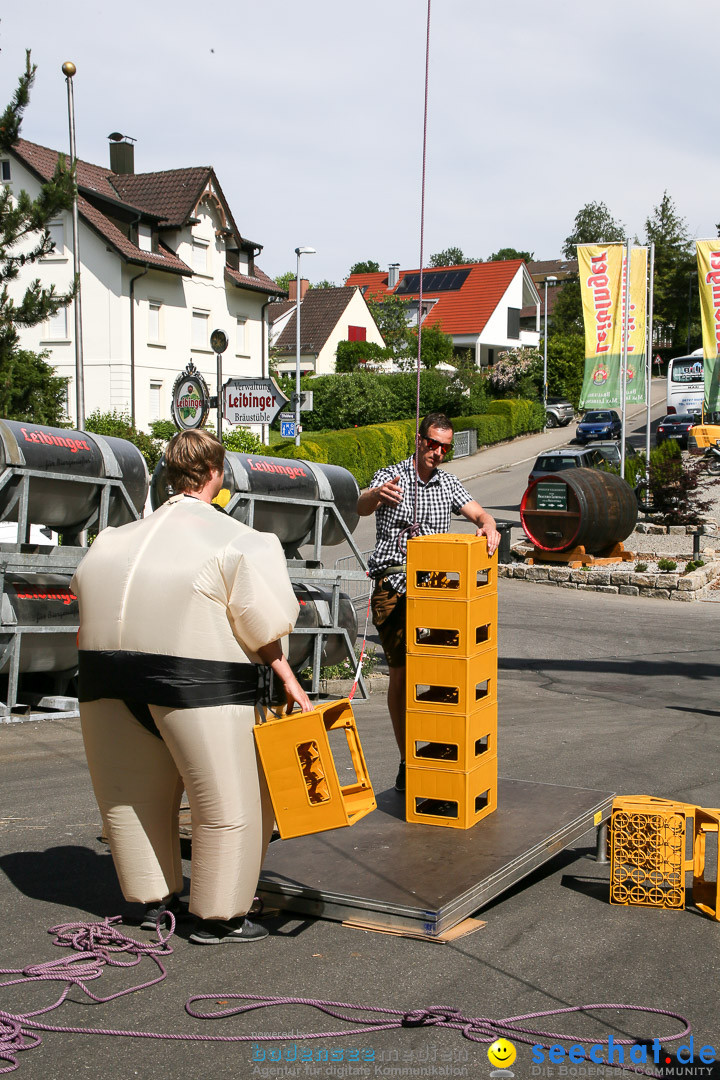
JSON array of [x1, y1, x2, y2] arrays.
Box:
[[261, 399, 543, 488]]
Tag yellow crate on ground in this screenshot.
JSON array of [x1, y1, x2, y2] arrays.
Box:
[[254, 699, 376, 840], [405, 756, 498, 829], [406, 534, 497, 601], [406, 650, 497, 715], [609, 796, 689, 911], [406, 703, 497, 772], [406, 593, 497, 659]]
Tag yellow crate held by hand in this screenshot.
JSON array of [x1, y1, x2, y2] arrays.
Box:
[[406, 533, 496, 600], [254, 698, 376, 840]]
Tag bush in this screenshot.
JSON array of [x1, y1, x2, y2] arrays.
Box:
[[149, 419, 177, 442], [266, 402, 543, 488], [335, 340, 390, 372], [657, 558, 678, 572], [85, 409, 162, 471], [222, 427, 265, 454], [636, 440, 713, 526]]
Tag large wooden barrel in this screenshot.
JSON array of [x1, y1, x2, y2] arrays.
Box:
[[520, 468, 637, 553]]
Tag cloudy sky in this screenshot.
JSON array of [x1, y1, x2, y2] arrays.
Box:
[[1, 1, 717, 286]]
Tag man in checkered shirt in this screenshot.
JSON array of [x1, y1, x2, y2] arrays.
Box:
[[357, 412, 499, 792]]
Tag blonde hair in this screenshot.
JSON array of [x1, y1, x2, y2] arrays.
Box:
[[165, 430, 225, 493]]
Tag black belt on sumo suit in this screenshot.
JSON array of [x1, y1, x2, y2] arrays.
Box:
[[78, 650, 259, 738]]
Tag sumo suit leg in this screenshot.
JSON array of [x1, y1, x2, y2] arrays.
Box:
[[80, 700, 184, 904], [150, 702, 274, 921]]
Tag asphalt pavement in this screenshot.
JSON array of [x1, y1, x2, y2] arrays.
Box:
[[3, 378, 719, 1080]]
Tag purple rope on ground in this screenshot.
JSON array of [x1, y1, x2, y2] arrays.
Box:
[[0, 918, 693, 1079]]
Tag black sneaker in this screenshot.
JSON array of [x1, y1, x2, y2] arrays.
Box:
[[394, 761, 406, 792], [189, 917, 269, 945], [140, 894, 185, 931]]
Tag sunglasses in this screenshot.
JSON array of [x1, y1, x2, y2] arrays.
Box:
[[423, 435, 453, 455]]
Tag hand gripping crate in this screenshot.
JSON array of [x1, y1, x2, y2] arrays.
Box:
[[406, 650, 497, 716], [406, 755, 498, 829], [406, 534, 497, 601], [406, 702, 497, 772], [254, 698, 376, 840], [406, 593, 498, 659]]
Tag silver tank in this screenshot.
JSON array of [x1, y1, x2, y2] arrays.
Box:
[[0, 420, 148, 531], [286, 583, 359, 670], [0, 573, 78, 674], [151, 452, 359, 549]]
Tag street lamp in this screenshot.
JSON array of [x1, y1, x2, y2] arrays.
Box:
[[294, 246, 316, 446], [543, 275, 558, 423]]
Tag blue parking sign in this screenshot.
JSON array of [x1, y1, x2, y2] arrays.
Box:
[[281, 420, 296, 439]]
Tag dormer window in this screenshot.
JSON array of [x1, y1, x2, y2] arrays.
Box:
[[138, 224, 153, 253]]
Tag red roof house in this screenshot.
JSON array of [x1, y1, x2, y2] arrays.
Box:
[[346, 260, 540, 366]]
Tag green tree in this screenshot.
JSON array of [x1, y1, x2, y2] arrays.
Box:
[[562, 201, 625, 258], [272, 271, 293, 293], [429, 247, 478, 267], [335, 339, 390, 373], [309, 279, 336, 290], [405, 322, 454, 369], [488, 247, 534, 262], [546, 333, 585, 405], [366, 292, 412, 354], [85, 409, 163, 471], [1, 52, 76, 423], [348, 260, 380, 275], [644, 191, 696, 350]]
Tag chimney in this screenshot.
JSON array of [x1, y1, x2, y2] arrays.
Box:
[[388, 263, 400, 288], [288, 278, 310, 301], [108, 132, 136, 175]]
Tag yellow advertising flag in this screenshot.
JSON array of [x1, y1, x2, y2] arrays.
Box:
[[578, 244, 624, 408], [621, 246, 647, 405], [696, 239, 720, 412]]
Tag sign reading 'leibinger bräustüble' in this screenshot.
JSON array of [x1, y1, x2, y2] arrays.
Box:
[[222, 378, 289, 425]]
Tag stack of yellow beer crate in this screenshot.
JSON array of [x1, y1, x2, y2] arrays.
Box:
[[405, 534, 498, 829]]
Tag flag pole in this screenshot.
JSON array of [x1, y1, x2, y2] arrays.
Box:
[[645, 243, 655, 492], [620, 237, 632, 479]]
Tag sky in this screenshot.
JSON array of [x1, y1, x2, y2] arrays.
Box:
[[1, 0, 718, 287]]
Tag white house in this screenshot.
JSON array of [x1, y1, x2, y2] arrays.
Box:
[[269, 282, 385, 376], [4, 137, 284, 431], [346, 260, 541, 367]]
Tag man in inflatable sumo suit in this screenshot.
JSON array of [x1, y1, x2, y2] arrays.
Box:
[[71, 429, 311, 945]]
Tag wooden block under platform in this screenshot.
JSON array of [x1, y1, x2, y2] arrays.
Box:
[[342, 915, 486, 942], [527, 542, 635, 568], [258, 778, 613, 938]]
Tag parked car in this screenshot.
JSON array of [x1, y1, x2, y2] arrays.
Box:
[[656, 413, 698, 448], [593, 441, 639, 468], [528, 446, 605, 486], [545, 397, 575, 428], [576, 410, 622, 442]]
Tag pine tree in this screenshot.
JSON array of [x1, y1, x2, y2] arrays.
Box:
[[0, 51, 76, 423], [644, 192, 697, 350]]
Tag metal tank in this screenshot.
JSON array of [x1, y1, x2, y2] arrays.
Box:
[[0, 573, 78, 674], [287, 583, 359, 670], [151, 452, 359, 550], [0, 420, 148, 532]]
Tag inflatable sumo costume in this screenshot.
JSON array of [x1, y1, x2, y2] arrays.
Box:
[[71, 494, 299, 921]]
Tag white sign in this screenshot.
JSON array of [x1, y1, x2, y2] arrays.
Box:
[[222, 378, 289, 425]]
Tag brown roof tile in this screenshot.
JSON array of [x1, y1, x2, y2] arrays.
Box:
[[11, 138, 191, 274], [111, 168, 211, 228], [274, 287, 359, 352], [225, 265, 285, 295]]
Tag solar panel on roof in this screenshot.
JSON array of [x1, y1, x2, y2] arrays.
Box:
[[395, 268, 470, 295]]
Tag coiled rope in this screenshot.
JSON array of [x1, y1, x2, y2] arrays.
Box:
[[0, 917, 691, 1078]]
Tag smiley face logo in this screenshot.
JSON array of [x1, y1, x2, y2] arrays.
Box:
[[487, 1038, 517, 1069]]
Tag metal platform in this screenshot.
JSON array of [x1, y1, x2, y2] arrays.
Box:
[[258, 778, 613, 937]]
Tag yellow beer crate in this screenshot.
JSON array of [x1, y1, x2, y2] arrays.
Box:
[[406, 593, 497, 659], [254, 699, 376, 839], [406, 755, 498, 830], [406, 703, 497, 772], [406, 534, 497, 601], [406, 650, 497, 715]]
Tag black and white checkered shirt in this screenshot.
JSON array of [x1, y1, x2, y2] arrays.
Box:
[[367, 455, 473, 595]]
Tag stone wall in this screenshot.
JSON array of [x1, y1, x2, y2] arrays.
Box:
[[498, 559, 720, 600]]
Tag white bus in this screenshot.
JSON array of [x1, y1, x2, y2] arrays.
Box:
[[666, 348, 704, 415]]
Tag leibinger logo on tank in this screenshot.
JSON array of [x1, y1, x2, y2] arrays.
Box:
[[530, 1035, 717, 1074]]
